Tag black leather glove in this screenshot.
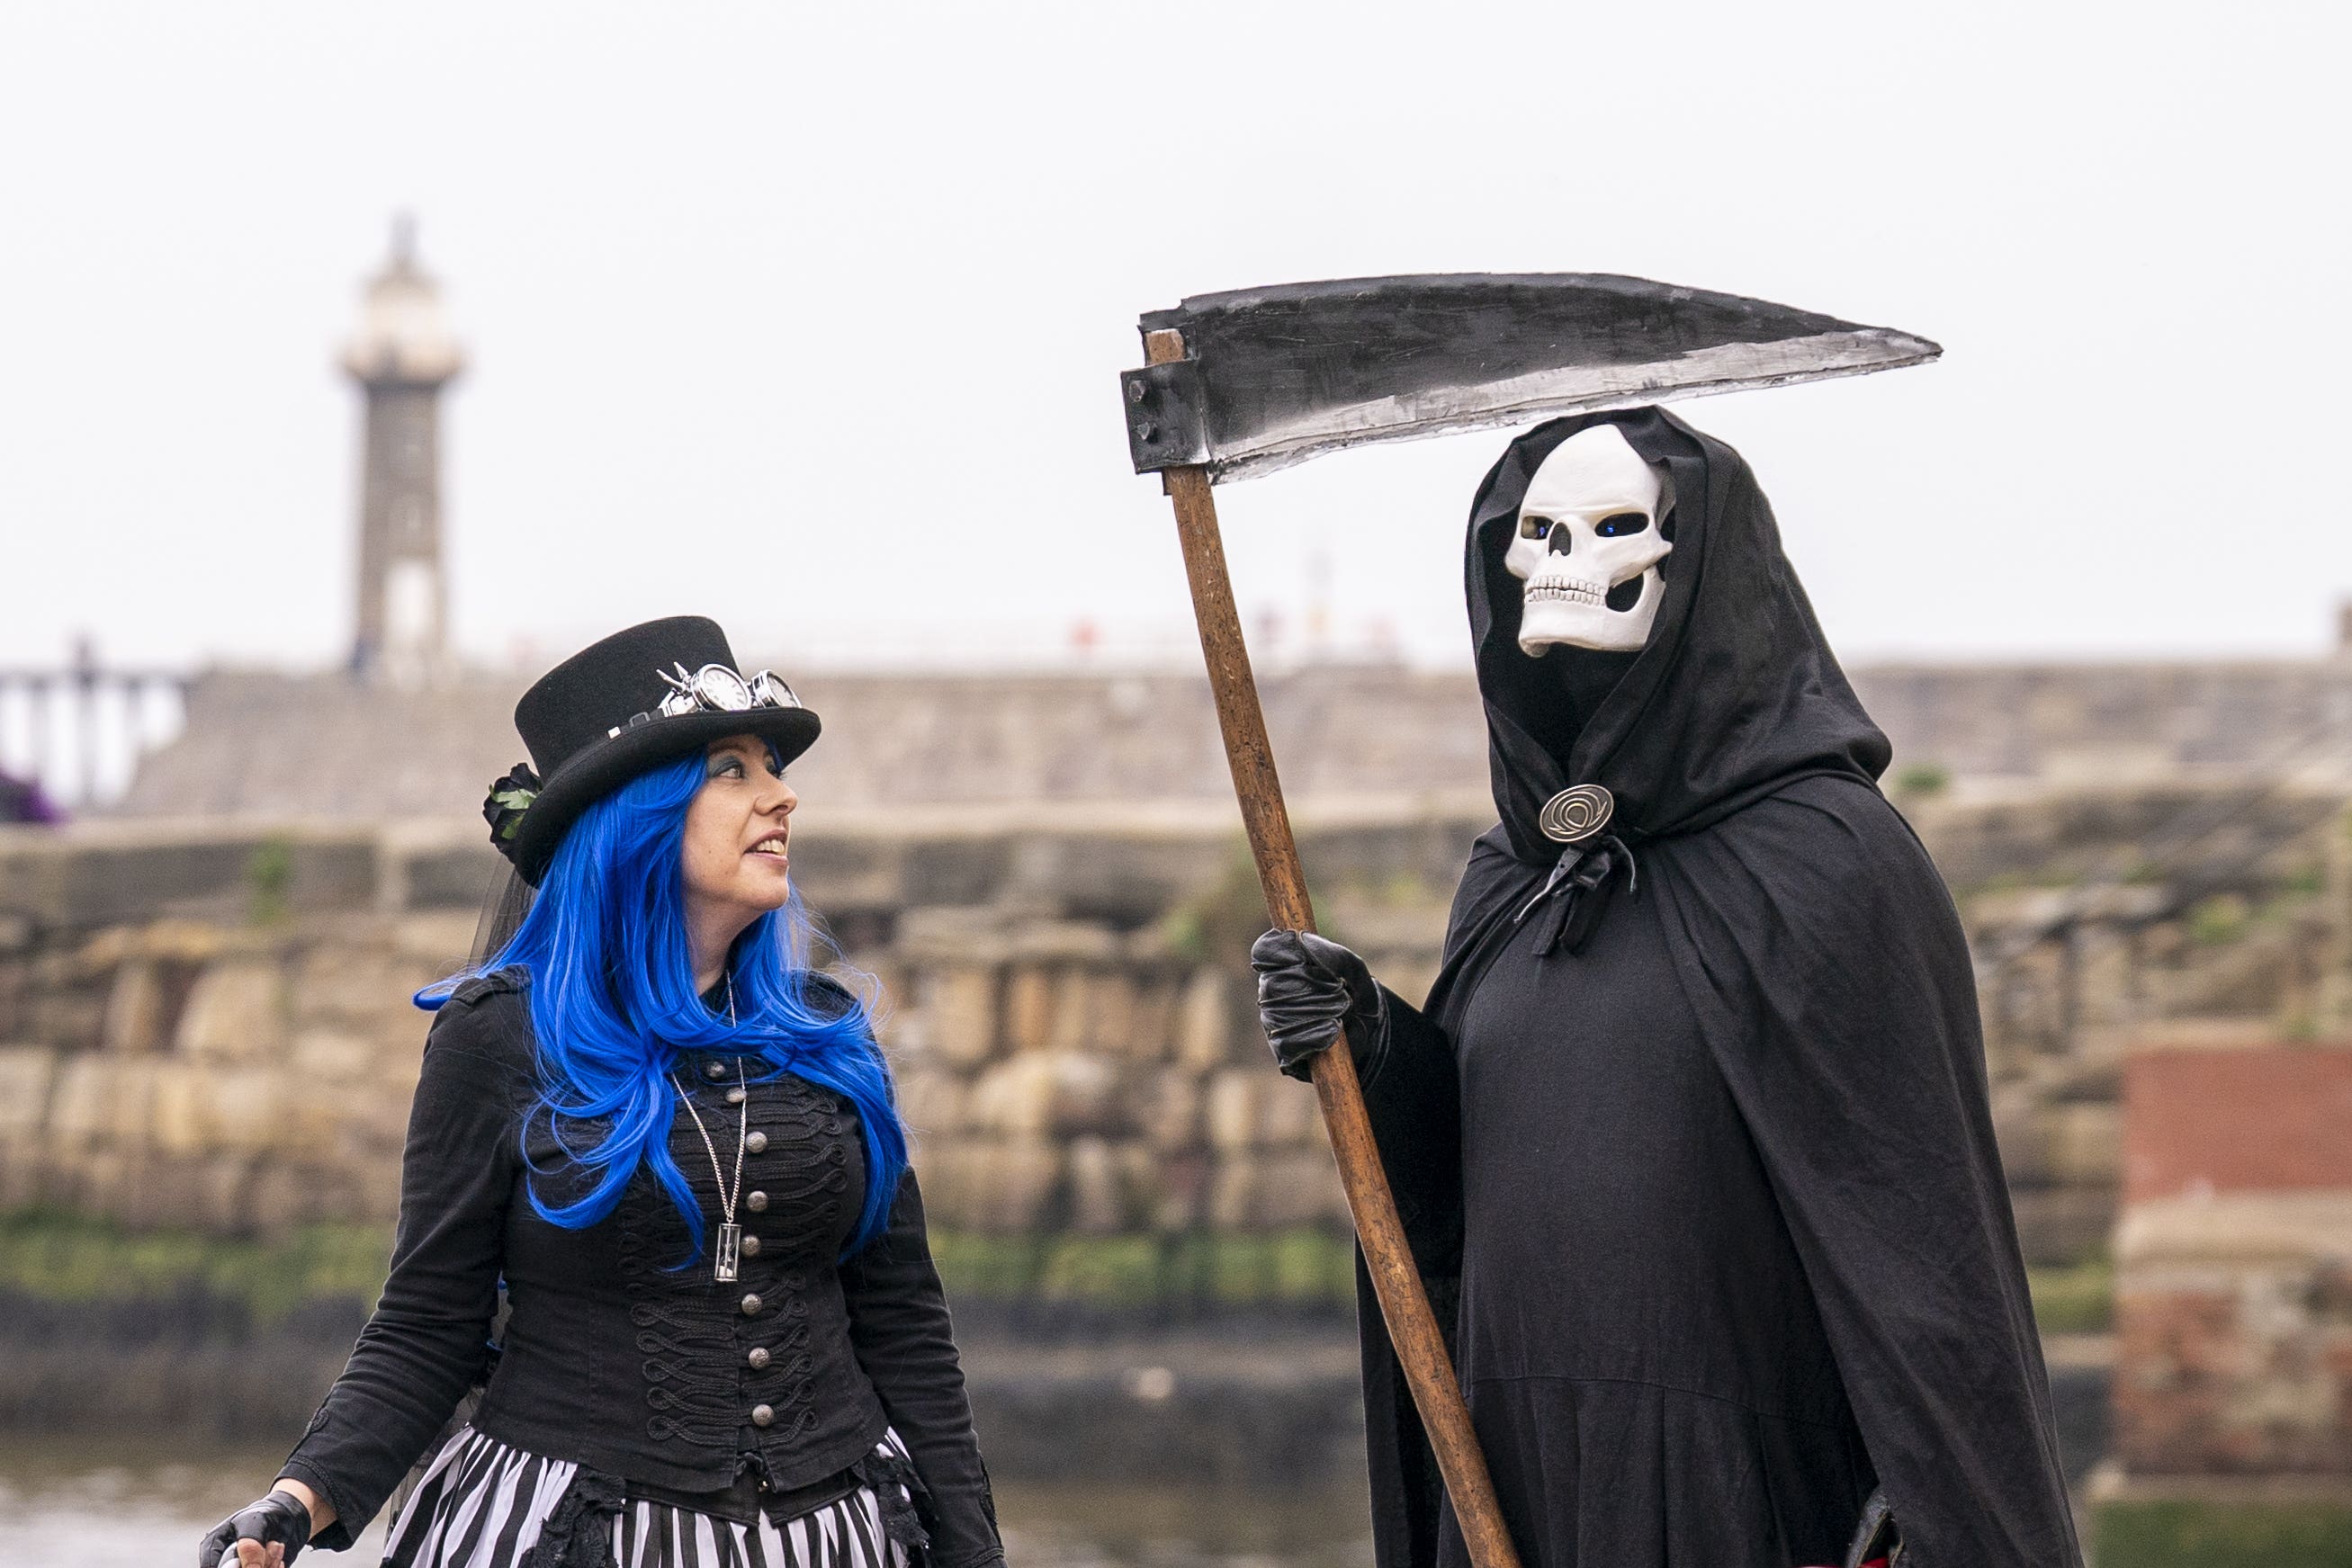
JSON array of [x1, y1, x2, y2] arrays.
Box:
[[198, 1489, 312, 1568], [1250, 929, 1388, 1082]]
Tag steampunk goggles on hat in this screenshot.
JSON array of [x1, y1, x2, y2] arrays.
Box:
[[610, 661, 803, 739]]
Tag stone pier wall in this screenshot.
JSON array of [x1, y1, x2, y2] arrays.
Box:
[[0, 803, 1478, 1245], [1, 783, 2345, 1272], [0, 907, 459, 1231], [882, 909, 1348, 1241], [107, 655, 2352, 827]]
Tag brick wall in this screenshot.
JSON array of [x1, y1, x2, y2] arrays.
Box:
[[2113, 1047, 2352, 1476], [2124, 1048, 2352, 1203]]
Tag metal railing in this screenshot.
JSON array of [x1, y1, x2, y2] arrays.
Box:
[[0, 638, 189, 812]]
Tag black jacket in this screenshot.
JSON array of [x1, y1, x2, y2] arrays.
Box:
[[280, 971, 1001, 1566], [1353, 408, 2080, 1568]]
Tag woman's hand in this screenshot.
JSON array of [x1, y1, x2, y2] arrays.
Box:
[[196, 1479, 326, 1567]]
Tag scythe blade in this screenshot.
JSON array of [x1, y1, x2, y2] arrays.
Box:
[[1120, 272, 1939, 482]]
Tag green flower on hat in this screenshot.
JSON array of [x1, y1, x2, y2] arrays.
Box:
[[483, 764, 543, 859]]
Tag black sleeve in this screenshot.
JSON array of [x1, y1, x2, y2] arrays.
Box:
[[839, 1170, 1002, 1568], [1359, 986, 1461, 1276], [277, 993, 526, 1549], [1355, 963, 1473, 1568], [1353, 825, 1535, 1281]]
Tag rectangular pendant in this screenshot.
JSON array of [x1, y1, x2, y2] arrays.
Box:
[[714, 1222, 742, 1283]]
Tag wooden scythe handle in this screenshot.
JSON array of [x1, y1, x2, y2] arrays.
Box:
[[1145, 328, 1522, 1568]]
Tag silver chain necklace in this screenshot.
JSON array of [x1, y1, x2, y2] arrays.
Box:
[[672, 976, 747, 1282]]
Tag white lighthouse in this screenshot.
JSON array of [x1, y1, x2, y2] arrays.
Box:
[[343, 216, 463, 685]]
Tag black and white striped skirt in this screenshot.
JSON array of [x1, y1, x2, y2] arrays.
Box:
[[382, 1425, 915, 1568]]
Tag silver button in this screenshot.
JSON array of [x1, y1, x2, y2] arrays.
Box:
[[704, 1062, 727, 1081], [751, 1403, 775, 1428], [725, 1087, 747, 1106], [740, 1234, 761, 1257], [741, 1293, 763, 1316], [745, 1191, 768, 1213], [744, 1131, 768, 1154], [748, 1346, 771, 1369]]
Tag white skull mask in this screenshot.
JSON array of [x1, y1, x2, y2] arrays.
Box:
[[1503, 425, 1675, 655]]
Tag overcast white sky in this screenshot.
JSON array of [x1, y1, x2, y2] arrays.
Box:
[[2, 3, 2346, 676]]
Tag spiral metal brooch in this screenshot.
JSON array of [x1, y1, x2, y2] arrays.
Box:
[[1538, 784, 1614, 844]]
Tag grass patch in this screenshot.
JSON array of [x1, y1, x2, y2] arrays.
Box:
[[0, 1208, 389, 1322], [1160, 845, 1322, 967], [2028, 1253, 2114, 1335], [2188, 893, 2252, 946], [1892, 761, 1952, 797], [1037, 1235, 1166, 1306], [0, 1210, 1360, 1322], [245, 836, 297, 926], [1956, 868, 2094, 900], [2095, 1497, 2352, 1567], [929, 1229, 1355, 1310], [926, 1232, 1055, 1299], [1154, 1230, 1351, 1306]]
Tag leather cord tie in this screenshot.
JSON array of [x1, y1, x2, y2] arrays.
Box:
[[1513, 833, 1638, 957]]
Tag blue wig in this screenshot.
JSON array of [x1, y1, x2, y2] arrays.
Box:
[[422, 750, 906, 1259]]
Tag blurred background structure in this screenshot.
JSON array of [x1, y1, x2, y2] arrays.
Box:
[[3, 6, 2349, 1564]]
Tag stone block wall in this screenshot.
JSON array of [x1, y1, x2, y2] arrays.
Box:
[[1, 783, 2343, 1274], [0, 812, 1443, 1243], [0, 899, 475, 1232], [1937, 784, 2352, 1266], [879, 910, 1351, 1238]]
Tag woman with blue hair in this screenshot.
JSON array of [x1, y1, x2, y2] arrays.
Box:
[[202, 618, 1001, 1568]]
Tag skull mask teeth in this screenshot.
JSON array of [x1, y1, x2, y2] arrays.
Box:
[[1503, 425, 1674, 655]]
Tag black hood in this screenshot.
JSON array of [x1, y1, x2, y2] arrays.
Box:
[[1466, 405, 1890, 864]]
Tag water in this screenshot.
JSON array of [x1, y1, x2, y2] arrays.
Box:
[[0, 1437, 1371, 1568], [0, 1437, 387, 1566]]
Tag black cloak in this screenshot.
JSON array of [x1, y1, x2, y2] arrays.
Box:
[[1353, 408, 2080, 1568]]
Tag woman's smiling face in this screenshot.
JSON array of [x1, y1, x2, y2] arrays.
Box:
[[680, 733, 798, 936]]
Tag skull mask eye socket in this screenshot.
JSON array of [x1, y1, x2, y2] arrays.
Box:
[[1519, 510, 1651, 550]]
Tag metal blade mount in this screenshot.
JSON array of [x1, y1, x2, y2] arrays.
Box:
[[1121, 273, 1940, 483]]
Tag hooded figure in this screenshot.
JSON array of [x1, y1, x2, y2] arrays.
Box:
[[1252, 408, 2079, 1568]]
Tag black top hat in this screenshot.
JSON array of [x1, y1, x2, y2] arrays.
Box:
[[487, 616, 821, 885]]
